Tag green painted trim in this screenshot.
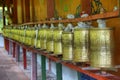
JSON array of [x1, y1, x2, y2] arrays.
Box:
[[56, 63, 62, 80], [41, 55, 46, 80], [77, 72, 81, 80]]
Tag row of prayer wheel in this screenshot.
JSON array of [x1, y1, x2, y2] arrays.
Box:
[[3, 27, 114, 68], [36, 28, 114, 68]]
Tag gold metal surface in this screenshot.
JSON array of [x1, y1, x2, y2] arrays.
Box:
[[46, 29, 54, 52], [73, 28, 89, 62], [90, 28, 114, 68], [40, 29, 47, 50], [53, 29, 63, 55], [36, 30, 42, 48], [62, 32, 73, 61]]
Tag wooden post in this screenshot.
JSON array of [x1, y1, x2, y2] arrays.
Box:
[[41, 55, 46, 80], [15, 44, 20, 62], [56, 63, 62, 80], [23, 48, 27, 69], [12, 0, 18, 24], [31, 53, 37, 80], [2, 2, 6, 26], [8, 41, 12, 55], [13, 42, 16, 58]]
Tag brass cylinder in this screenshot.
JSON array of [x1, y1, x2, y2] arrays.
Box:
[[31, 30, 36, 47], [46, 29, 54, 52], [90, 28, 114, 68], [73, 28, 89, 62], [36, 30, 41, 48], [53, 29, 63, 55], [40, 29, 47, 50], [62, 32, 73, 61]]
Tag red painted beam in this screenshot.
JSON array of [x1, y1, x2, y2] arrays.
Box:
[[23, 48, 27, 69]]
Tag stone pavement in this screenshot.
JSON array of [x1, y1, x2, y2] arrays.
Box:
[[0, 48, 29, 80]]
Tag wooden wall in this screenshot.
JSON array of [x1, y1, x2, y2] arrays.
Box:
[[33, 0, 47, 21], [55, 0, 81, 18], [17, 0, 23, 23]]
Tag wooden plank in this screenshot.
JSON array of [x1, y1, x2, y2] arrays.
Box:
[[12, 0, 18, 24], [47, 0, 55, 19], [81, 0, 91, 15], [25, 0, 30, 22]]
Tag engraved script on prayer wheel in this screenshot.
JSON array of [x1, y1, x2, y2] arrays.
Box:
[[73, 28, 89, 62], [53, 29, 63, 55], [40, 29, 47, 50], [62, 32, 73, 61], [46, 29, 54, 52], [36, 29, 41, 48], [90, 28, 114, 68]]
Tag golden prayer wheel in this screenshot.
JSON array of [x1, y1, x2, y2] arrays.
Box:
[[40, 29, 47, 50], [46, 29, 54, 52], [53, 29, 63, 55], [36, 29, 41, 48], [25, 29, 31, 45], [90, 28, 114, 68], [73, 28, 89, 62], [62, 32, 73, 61], [30, 29, 36, 47]]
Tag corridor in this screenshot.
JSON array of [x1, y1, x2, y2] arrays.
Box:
[[0, 36, 29, 80]]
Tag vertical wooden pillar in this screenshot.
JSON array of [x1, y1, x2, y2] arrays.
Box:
[[15, 44, 20, 62], [4, 38, 9, 51], [2, 2, 6, 26], [9, 41, 12, 55], [31, 0, 35, 22], [6, 0, 10, 13], [12, 0, 18, 24], [22, 0, 30, 23], [47, 0, 55, 19], [56, 63, 62, 80], [13, 42, 16, 58], [81, 0, 91, 15], [23, 48, 27, 69], [41, 55, 46, 80], [31, 53, 37, 80], [25, 0, 30, 22]]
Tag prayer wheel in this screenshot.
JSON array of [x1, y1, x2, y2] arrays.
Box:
[[40, 29, 47, 50], [46, 29, 54, 52], [90, 28, 114, 68], [53, 29, 63, 55], [35, 29, 41, 48], [62, 32, 73, 61], [73, 28, 89, 62]]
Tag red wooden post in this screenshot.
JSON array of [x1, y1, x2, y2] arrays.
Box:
[[31, 53, 37, 80], [13, 42, 16, 58], [15, 44, 20, 62], [23, 48, 27, 69]]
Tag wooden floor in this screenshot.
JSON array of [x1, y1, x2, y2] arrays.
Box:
[[0, 48, 29, 80]]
